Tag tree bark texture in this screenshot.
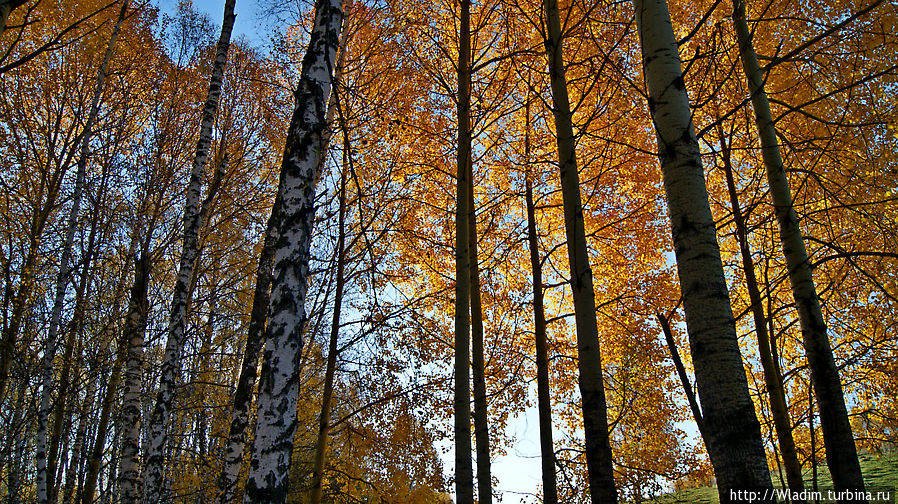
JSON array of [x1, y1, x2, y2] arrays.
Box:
[[241, 0, 344, 501], [732, 0, 865, 497], [117, 254, 152, 504], [632, 0, 774, 500], [143, 1, 236, 502], [543, 0, 617, 501]]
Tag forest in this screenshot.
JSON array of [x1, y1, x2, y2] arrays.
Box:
[[0, 0, 895, 502]]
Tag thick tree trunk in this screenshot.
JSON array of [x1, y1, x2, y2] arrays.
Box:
[[632, 0, 774, 500], [117, 254, 152, 504], [542, 0, 617, 501], [524, 103, 558, 504], [241, 0, 344, 501], [143, 2, 236, 501], [719, 130, 805, 496], [454, 0, 475, 502], [731, 0, 865, 497], [36, 2, 129, 501]]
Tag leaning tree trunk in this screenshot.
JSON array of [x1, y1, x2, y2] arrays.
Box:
[[524, 100, 558, 504], [731, 0, 865, 496], [454, 0, 475, 501], [543, 0, 617, 501], [241, 0, 345, 501], [719, 128, 805, 496], [35, 2, 129, 501], [142, 2, 236, 502], [117, 254, 152, 504], [632, 0, 774, 500]]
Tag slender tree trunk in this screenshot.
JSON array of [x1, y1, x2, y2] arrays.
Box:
[[117, 254, 152, 504], [657, 313, 708, 442], [543, 0, 617, 501], [719, 129, 805, 496], [731, 0, 865, 496], [216, 199, 280, 504], [143, 2, 236, 501], [63, 380, 93, 504], [242, 0, 344, 501], [309, 147, 349, 504], [454, 0, 475, 501], [6, 381, 26, 504], [36, 2, 129, 501], [631, 0, 774, 500], [523, 102, 558, 504], [468, 132, 492, 504]]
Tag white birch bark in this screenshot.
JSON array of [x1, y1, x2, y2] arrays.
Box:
[[142, 2, 236, 502], [35, 2, 129, 501], [632, 0, 773, 500], [242, 0, 344, 501], [731, 0, 866, 495], [118, 253, 152, 504]]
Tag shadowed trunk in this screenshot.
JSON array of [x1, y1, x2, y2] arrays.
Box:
[[631, 0, 774, 500], [454, 0, 474, 502], [524, 98, 558, 504], [719, 128, 805, 497], [731, 0, 865, 497], [543, 0, 617, 500]]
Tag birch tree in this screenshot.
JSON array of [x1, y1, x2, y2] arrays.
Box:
[[631, 0, 774, 500], [731, 0, 866, 494], [242, 0, 345, 500], [143, 1, 236, 501], [543, 0, 617, 500], [35, 2, 129, 501]]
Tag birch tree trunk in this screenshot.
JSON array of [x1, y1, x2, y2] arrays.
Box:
[[632, 0, 774, 499], [524, 102, 558, 504], [143, 2, 236, 501], [731, 0, 865, 496], [242, 0, 344, 501], [543, 0, 617, 501], [216, 194, 280, 504], [117, 253, 152, 504], [36, 2, 129, 501], [454, 0, 475, 501], [719, 129, 805, 496]]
